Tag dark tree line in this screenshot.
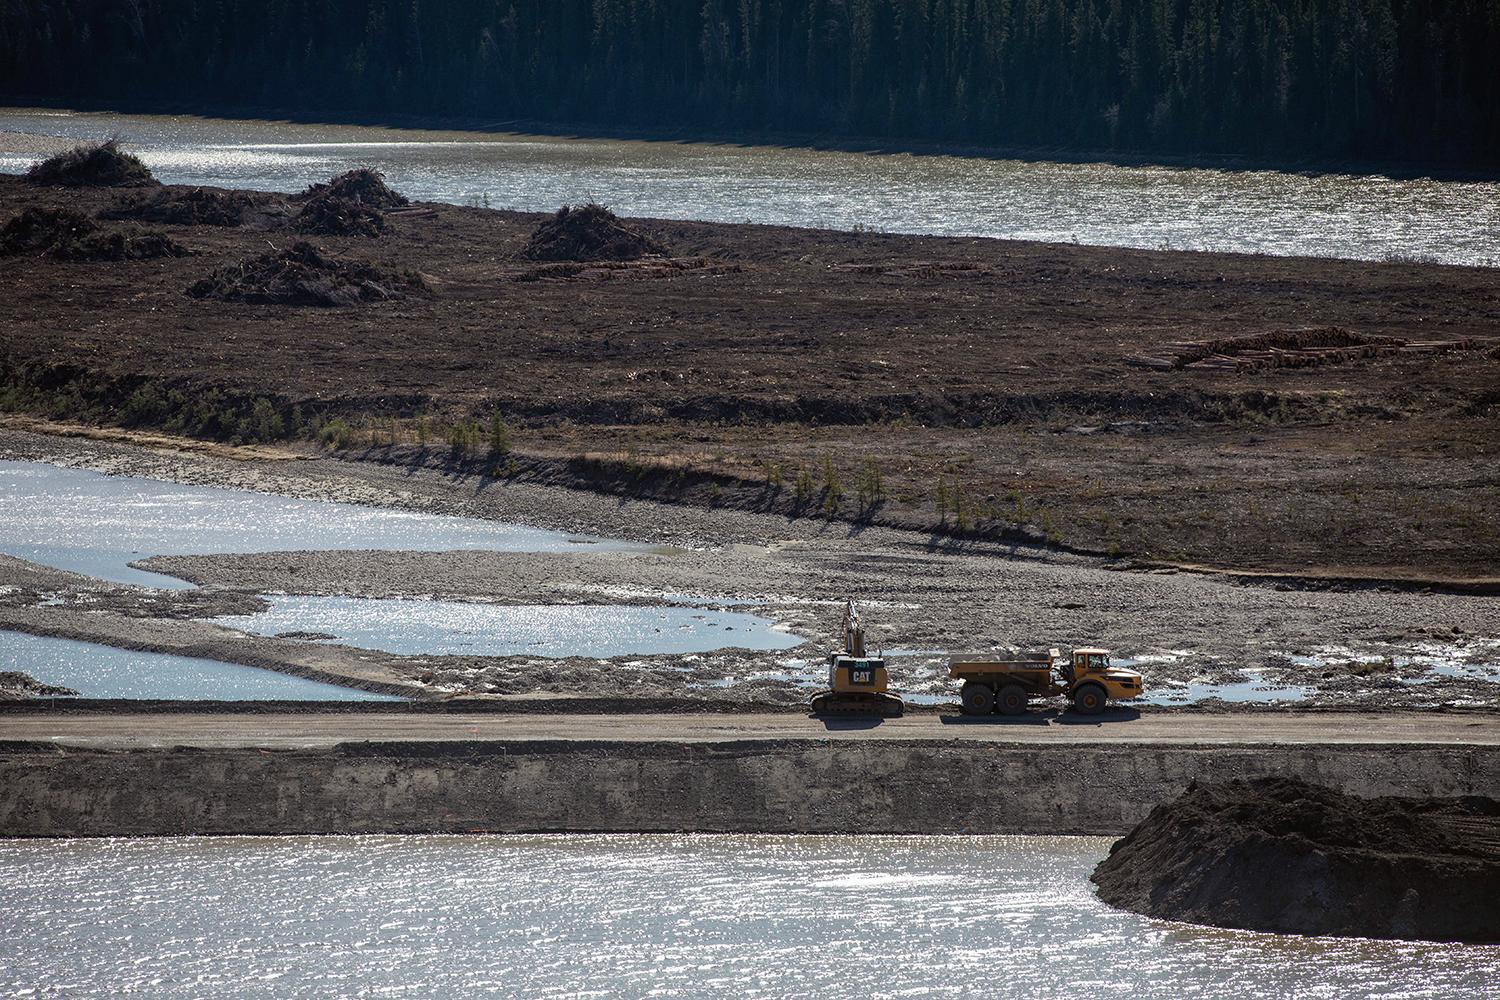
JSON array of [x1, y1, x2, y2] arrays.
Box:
[[2, 0, 1496, 167]]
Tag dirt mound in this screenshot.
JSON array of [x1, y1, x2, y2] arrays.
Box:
[[300, 168, 409, 208], [187, 240, 428, 307], [0, 671, 78, 699], [102, 187, 259, 227], [522, 203, 666, 262], [1092, 777, 1500, 942], [25, 139, 157, 188], [0, 207, 187, 261]]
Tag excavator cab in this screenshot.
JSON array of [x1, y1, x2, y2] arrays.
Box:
[[809, 601, 904, 718]]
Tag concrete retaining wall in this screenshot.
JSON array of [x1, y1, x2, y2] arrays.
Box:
[[2, 740, 1495, 838]]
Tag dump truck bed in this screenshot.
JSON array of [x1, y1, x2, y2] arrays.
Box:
[[949, 653, 1065, 696], [948, 651, 1054, 675]]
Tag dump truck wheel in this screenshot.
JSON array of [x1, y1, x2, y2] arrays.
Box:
[[1073, 683, 1107, 715], [960, 682, 995, 716], [997, 684, 1028, 716]]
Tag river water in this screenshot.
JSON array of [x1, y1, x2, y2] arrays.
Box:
[[2, 107, 1497, 266], [0, 630, 402, 701], [0, 834, 1491, 999], [214, 596, 805, 658], [0, 460, 637, 589], [0, 460, 806, 695]]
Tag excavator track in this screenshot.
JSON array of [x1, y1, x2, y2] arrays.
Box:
[[809, 691, 904, 718]]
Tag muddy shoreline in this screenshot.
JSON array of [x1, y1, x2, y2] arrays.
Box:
[[1, 426, 1497, 711]]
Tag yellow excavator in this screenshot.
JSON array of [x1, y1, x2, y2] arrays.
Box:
[[809, 601, 904, 717]]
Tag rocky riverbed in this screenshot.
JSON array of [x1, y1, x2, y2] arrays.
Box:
[[1, 425, 1497, 711]]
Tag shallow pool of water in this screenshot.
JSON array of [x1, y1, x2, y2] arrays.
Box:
[[4, 108, 1499, 266], [0, 834, 1490, 999], [213, 596, 805, 658], [0, 460, 639, 588], [0, 629, 400, 700], [1138, 671, 1312, 707]]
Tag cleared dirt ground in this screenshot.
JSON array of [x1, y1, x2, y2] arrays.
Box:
[[2, 174, 1498, 578]]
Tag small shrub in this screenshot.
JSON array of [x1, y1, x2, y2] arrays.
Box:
[[952, 481, 969, 530], [120, 383, 168, 425], [856, 459, 885, 509], [248, 397, 284, 442], [794, 465, 815, 505], [448, 419, 481, 458], [821, 458, 844, 516], [319, 417, 355, 449], [488, 413, 511, 457], [934, 475, 951, 520]]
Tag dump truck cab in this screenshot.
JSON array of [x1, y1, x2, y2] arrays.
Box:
[[949, 646, 1143, 716], [1064, 648, 1144, 712]]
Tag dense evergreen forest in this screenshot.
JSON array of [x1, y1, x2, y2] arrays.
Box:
[[2, 0, 1496, 167]]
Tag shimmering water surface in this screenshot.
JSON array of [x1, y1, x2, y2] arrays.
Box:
[[0, 629, 401, 700], [0, 834, 1492, 1000], [3, 108, 1497, 265], [0, 460, 637, 588], [215, 595, 805, 657]]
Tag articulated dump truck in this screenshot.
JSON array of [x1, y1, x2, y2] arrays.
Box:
[[950, 647, 1144, 716]]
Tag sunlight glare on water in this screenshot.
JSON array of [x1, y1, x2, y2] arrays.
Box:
[[0, 834, 1491, 999], [3, 108, 1498, 266], [213, 595, 806, 657], [0, 460, 639, 588], [0, 629, 401, 700]]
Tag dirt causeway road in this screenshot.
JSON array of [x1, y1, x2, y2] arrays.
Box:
[[4, 711, 1495, 750]]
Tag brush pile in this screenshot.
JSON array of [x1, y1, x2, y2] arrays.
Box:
[[300, 168, 410, 208], [295, 196, 386, 237], [102, 187, 260, 227], [1092, 777, 1500, 943], [295, 168, 408, 236], [1126, 327, 1485, 372], [512, 256, 744, 282], [522, 203, 666, 262], [187, 240, 427, 306], [0, 207, 187, 261], [25, 139, 158, 188]]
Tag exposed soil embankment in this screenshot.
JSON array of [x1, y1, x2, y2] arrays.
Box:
[[1092, 777, 1500, 942], [0, 671, 76, 699], [1, 740, 1494, 839]]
